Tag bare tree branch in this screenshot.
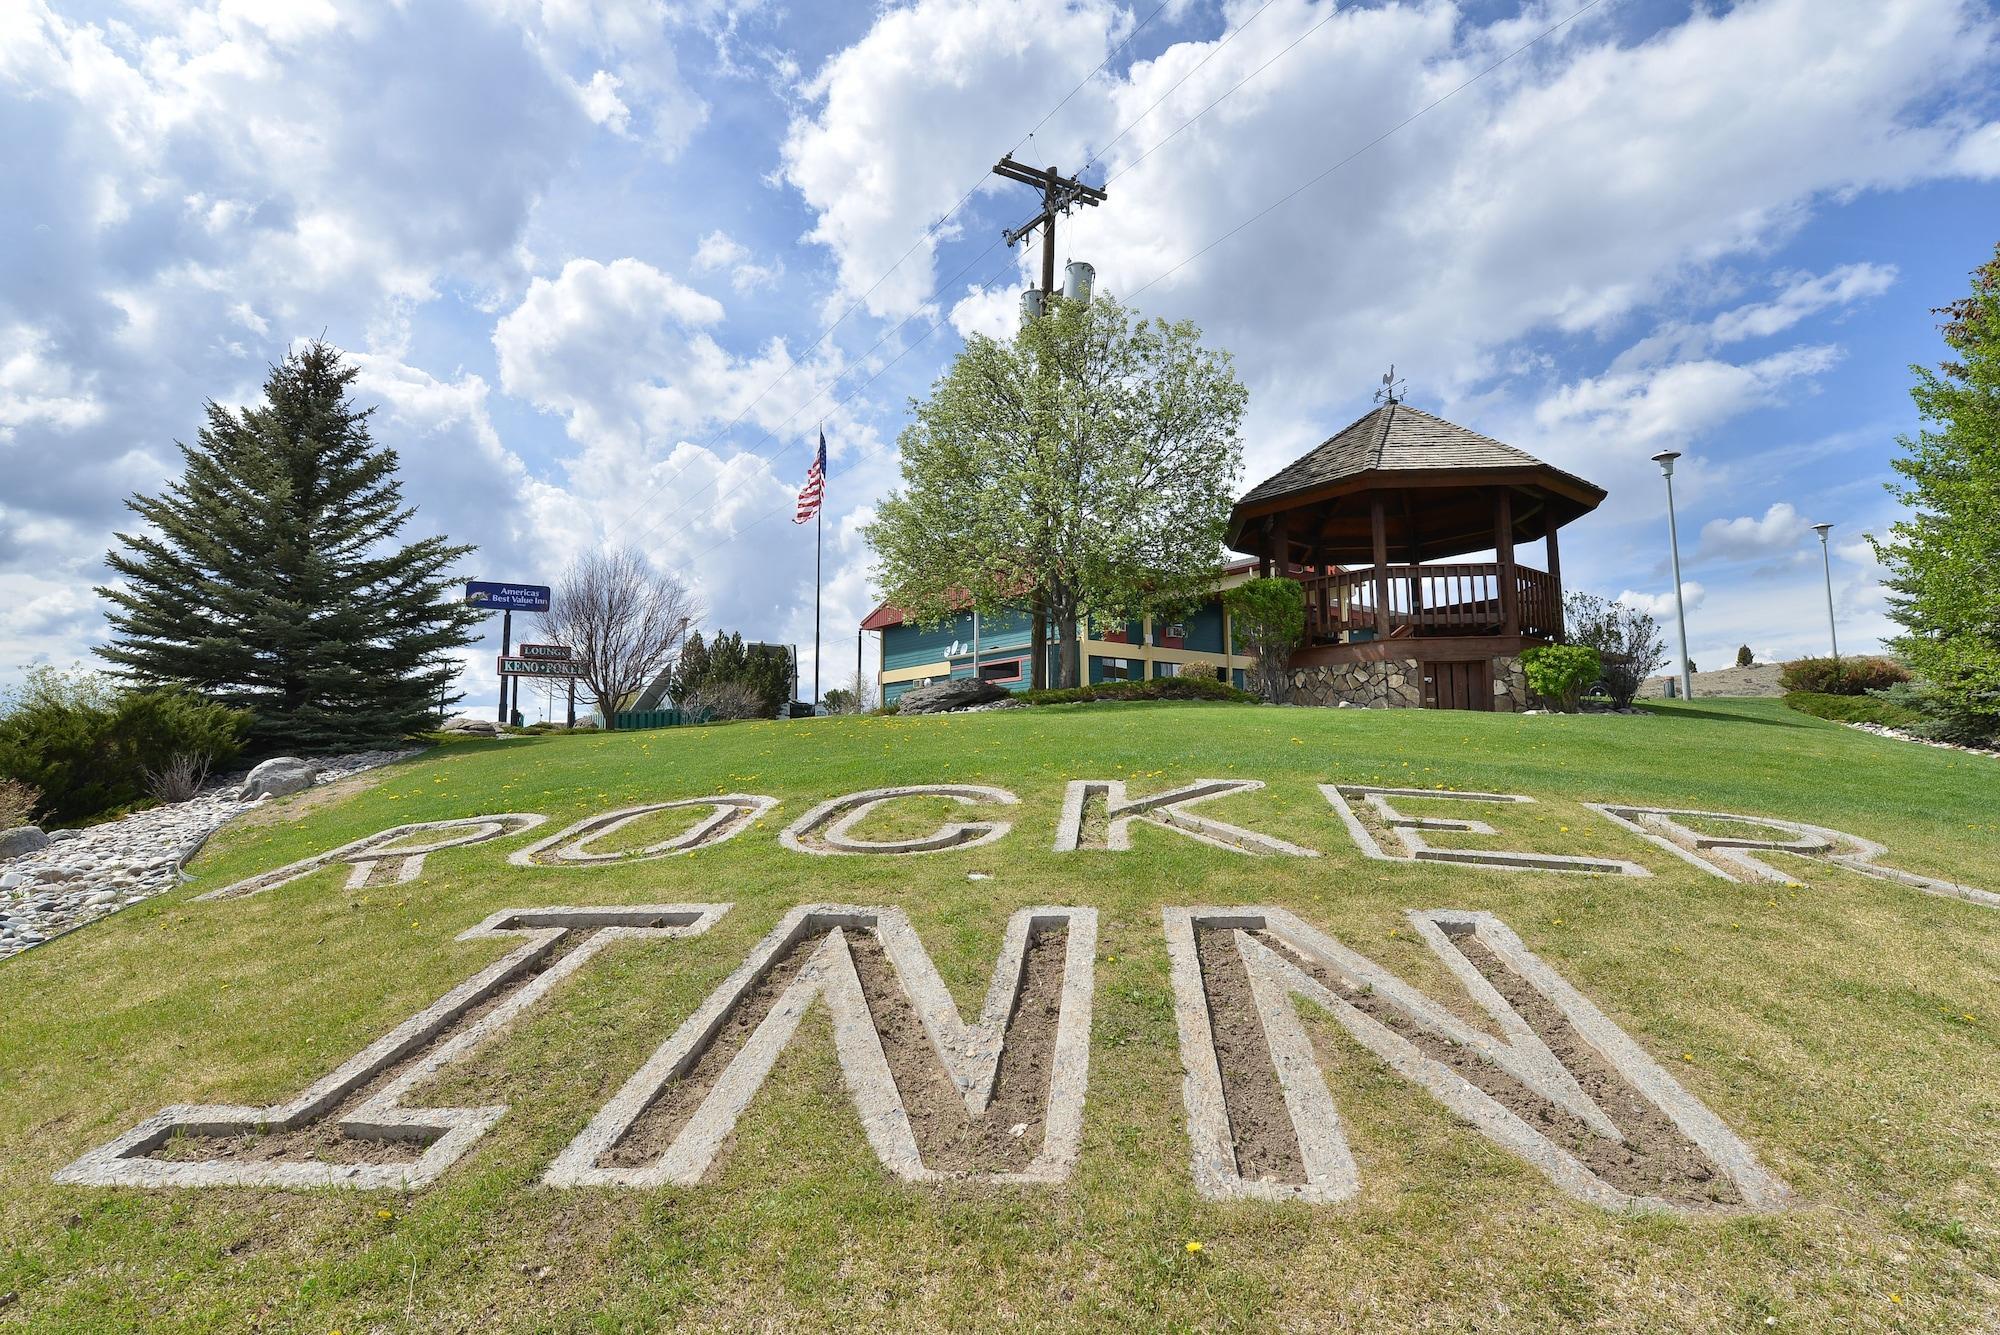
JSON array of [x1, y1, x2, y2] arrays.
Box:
[[538, 549, 702, 723]]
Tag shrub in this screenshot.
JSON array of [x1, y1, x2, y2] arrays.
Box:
[[1021, 675, 1255, 707], [1564, 593, 1665, 709], [1736, 645, 1754, 668], [143, 753, 211, 804], [1175, 662, 1223, 683], [1521, 644, 1603, 713], [1783, 691, 1928, 730], [683, 680, 770, 722], [1224, 578, 1305, 703], [0, 777, 37, 830], [0, 669, 251, 825], [1868, 681, 1999, 746], [822, 688, 856, 714], [1778, 656, 1910, 696]]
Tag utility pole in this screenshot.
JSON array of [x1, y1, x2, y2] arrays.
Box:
[[992, 155, 1106, 299], [992, 154, 1105, 690]]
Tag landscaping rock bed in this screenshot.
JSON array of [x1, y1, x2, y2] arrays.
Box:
[[1841, 720, 1998, 757], [0, 747, 421, 961]]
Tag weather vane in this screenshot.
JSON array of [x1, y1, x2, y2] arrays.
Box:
[[1374, 365, 1407, 405]]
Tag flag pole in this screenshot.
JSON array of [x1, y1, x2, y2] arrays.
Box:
[[813, 425, 823, 711]]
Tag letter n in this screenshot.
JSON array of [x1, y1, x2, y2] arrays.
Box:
[[1163, 906, 1787, 1211]]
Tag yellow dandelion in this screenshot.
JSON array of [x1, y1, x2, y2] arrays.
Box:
[[377, 1208, 394, 1220], [1184, 1240, 1203, 1254]]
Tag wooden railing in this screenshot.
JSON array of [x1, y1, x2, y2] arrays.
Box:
[[1298, 563, 1561, 642]]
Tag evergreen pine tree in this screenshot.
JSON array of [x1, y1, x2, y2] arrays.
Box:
[[98, 342, 483, 751], [667, 631, 711, 700]]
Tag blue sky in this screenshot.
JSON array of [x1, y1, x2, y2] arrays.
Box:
[[3, 0, 1997, 712]]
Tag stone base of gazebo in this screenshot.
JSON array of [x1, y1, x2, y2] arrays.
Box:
[[1285, 649, 1533, 711]]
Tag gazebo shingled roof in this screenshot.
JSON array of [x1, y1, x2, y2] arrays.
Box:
[[1225, 402, 1606, 564]]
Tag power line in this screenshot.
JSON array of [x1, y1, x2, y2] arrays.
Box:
[[1080, 0, 1283, 175], [1104, 1, 1343, 188], [595, 2, 1175, 550], [1130, 0, 1613, 299]]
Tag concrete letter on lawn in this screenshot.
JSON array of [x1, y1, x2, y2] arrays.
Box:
[[1163, 906, 1788, 1211], [1585, 804, 1998, 909], [1053, 779, 1318, 856], [55, 905, 729, 1189], [510, 796, 777, 867], [199, 813, 549, 900], [779, 785, 1017, 855], [543, 904, 1097, 1187], [1320, 785, 1648, 876]]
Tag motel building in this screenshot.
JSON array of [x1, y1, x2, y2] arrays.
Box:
[[863, 400, 1606, 711], [863, 560, 1268, 705]]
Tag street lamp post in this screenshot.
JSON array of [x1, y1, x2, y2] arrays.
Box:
[[1812, 522, 1839, 660], [1651, 450, 1693, 702]]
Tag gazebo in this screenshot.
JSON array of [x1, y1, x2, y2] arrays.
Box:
[[1225, 401, 1606, 710]]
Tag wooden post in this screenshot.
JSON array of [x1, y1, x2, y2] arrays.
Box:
[[1546, 519, 1564, 642], [1370, 495, 1390, 639], [1272, 510, 1291, 577], [1495, 489, 1519, 636], [1406, 499, 1424, 626]]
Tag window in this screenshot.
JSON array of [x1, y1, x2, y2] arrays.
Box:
[[977, 659, 1021, 682], [1099, 658, 1132, 681], [1168, 623, 1186, 639], [1155, 661, 1180, 678]]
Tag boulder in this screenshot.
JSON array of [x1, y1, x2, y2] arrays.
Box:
[[238, 756, 321, 802], [441, 716, 501, 736], [0, 826, 49, 862], [895, 678, 1011, 715]]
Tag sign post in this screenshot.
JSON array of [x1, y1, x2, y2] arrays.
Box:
[[465, 582, 552, 725]]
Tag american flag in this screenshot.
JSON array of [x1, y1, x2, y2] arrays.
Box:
[[793, 429, 826, 525]]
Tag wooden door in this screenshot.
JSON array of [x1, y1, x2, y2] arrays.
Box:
[[1421, 660, 1491, 711]]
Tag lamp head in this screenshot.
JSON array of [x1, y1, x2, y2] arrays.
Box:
[[1650, 449, 1680, 477], [1812, 522, 1833, 540]]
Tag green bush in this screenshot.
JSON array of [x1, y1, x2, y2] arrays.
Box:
[[1521, 644, 1603, 713], [1736, 645, 1754, 668], [1175, 662, 1223, 683], [0, 669, 252, 825], [1783, 691, 1928, 730], [1778, 656, 1910, 695], [1867, 681, 1999, 746], [1021, 675, 1255, 707]]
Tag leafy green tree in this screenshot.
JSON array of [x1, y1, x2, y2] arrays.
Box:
[[1872, 245, 2000, 742], [866, 294, 1247, 688], [98, 343, 481, 751], [1226, 577, 1305, 703]]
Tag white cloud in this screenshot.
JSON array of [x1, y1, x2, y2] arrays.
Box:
[[1697, 502, 1814, 562], [1535, 346, 1841, 451], [1707, 263, 1899, 344], [1618, 582, 1706, 620], [692, 229, 784, 293], [0, 326, 104, 439]]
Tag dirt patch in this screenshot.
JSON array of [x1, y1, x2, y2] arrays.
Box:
[[598, 933, 823, 1169], [1193, 928, 1306, 1185], [225, 768, 396, 832], [1259, 929, 1740, 1207], [150, 930, 586, 1167], [846, 926, 1065, 1175], [1644, 663, 1786, 698]]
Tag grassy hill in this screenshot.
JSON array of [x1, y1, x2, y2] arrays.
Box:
[[2, 698, 1996, 1331]]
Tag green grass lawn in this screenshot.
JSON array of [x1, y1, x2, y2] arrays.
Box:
[[2, 698, 1997, 1332]]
